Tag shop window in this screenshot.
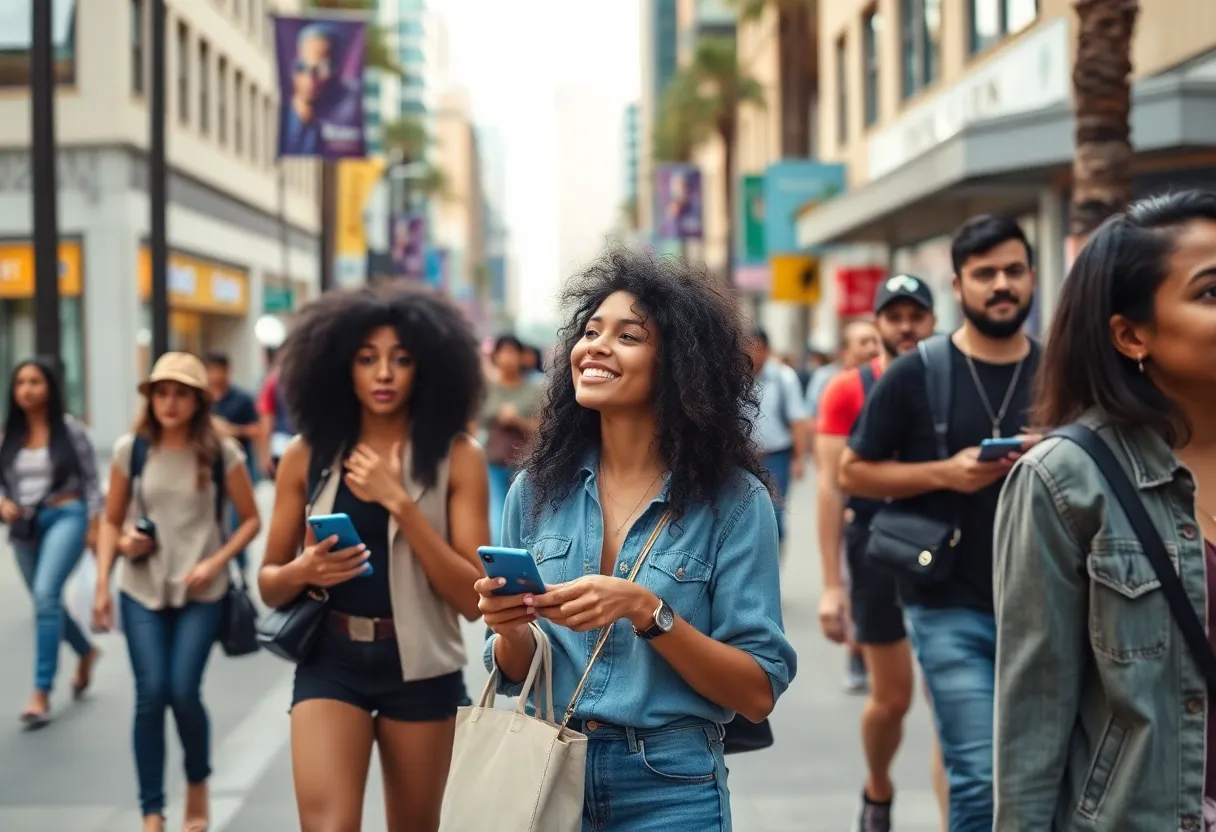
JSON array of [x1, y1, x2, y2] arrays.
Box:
[[901, 0, 941, 100], [970, 0, 1038, 55], [835, 35, 848, 146], [862, 8, 880, 128]]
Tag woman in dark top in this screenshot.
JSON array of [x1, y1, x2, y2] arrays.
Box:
[[0, 357, 103, 728], [258, 285, 489, 832]]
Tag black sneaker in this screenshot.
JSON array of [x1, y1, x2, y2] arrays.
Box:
[[855, 790, 892, 832]]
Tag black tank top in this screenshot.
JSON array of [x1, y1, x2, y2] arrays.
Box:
[[325, 479, 394, 618]]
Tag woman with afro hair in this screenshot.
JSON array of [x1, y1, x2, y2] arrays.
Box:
[[258, 284, 489, 831], [475, 250, 798, 830]]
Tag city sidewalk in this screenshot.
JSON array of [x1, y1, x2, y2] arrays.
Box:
[[0, 475, 943, 831]]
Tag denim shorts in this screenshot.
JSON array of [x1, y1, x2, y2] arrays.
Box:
[[291, 630, 469, 722], [572, 717, 732, 831]]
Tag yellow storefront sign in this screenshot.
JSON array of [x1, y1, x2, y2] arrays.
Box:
[[138, 248, 248, 316], [769, 253, 820, 305], [336, 158, 386, 257], [0, 241, 83, 299]]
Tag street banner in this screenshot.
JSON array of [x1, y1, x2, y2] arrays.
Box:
[[739, 174, 766, 264], [425, 248, 448, 291], [770, 254, 821, 305], [390, 214, 426, 281], [273, 16, 367, 158], [762, 161, 845, 255], [655, 164, 703, 240], [335, 159, 386, 257], [835, 266, 887, 317]]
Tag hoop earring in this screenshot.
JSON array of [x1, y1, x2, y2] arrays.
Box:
[[1138, 355, 1146, 373]]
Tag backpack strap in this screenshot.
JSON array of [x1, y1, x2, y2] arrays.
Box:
[[916, 334, 953, 460], [211, 450, 226, 526], [129, 435, 151, 518], [305, 449, 332, 513]]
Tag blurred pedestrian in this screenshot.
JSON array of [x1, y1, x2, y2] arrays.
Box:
[[92, 352, 261, 832], [994, 190, 1216, 831], [479, 334, 543, 545], [0, 356, 103, 728], [258, 285, 488, 832], [747, 328, 809, 546], [204, 350, 261, 572], [476, 250, 797, 830]]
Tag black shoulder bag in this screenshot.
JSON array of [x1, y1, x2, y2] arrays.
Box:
[[864, 334, 962, 585], [256, 455, 333, 664], [1051, 424, 1216, 689]]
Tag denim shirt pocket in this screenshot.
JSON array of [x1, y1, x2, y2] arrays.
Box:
[[645, 549, 713, 619], [528, 534, 575, 585], [1087, 538, 1173, 662]]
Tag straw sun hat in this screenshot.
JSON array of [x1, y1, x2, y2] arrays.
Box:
[[138, 352, 211, 402]]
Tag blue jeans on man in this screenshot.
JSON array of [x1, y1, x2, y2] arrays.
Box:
[[120, 593, 224, 817], [761, 448, 793, 541], [904, 605, 995, 832], [12, 500, 93, 693]]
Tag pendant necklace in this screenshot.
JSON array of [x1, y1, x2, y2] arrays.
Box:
[[600, 465, 664, 536], [962, 335, 1025, 439]]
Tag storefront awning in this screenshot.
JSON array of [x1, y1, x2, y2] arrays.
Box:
[[797, 73, 1216, 249]]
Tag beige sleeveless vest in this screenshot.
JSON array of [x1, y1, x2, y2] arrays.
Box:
[[310, 442, 466, 682]]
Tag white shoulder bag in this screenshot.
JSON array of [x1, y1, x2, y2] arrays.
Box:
[[440, 511, 672, 832]]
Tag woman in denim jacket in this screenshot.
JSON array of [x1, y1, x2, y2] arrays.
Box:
[[993, 190, 1216, 831], [0, 357, 103, 728], [475, 251, 798, 830]]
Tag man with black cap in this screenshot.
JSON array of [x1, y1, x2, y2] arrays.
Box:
[[815, 274, 942, 832], [840, 215, 1042, 832]]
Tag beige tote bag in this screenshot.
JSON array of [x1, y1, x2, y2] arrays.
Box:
[[440, 512, 672, 832]]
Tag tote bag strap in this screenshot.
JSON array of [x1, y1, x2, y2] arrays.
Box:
[[560, 509, 673, 730]]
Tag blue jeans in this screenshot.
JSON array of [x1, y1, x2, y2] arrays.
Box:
[[488, 463, 517, 547], [904, 605, 995, 832], [121, 593, 224, 817], [761, 448, 793, 540], [12, 500, 92, 692], [579, 719, 731, 831]]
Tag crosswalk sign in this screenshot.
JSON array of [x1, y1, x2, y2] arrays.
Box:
[[770, 254, 820, 305]]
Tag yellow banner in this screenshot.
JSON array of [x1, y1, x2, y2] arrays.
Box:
[[770, 254, 821, 305], [336, 158, 386, 257], [138, 248, 248, 316], [0, 241, 83, 299]]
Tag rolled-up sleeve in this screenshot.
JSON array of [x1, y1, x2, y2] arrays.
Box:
[[993, 457, 1086, 831], [709, 484, 797, 702], [483, 473, 529, 697]]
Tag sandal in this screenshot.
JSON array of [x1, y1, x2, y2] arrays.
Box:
[[72, 648, 101, 700], [19, 707, 51, 730]]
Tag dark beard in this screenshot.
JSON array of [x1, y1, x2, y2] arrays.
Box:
[[961, 296, 1034, 339]]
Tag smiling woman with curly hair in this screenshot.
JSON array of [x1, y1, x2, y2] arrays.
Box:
[[474, 250, 798, 830], [257, 284, 489, 832]]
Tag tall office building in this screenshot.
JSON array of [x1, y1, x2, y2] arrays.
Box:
[[637, 0, 678, 236], [365, 0, 430, 155]]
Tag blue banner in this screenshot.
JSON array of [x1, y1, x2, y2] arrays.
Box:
[[762, 161, 846, 255]]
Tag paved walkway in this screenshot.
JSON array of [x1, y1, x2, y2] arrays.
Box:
[[0, 476, 943, 831]]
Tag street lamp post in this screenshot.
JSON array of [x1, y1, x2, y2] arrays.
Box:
[[149, 0, 170, 361], [31, 0, 61, 363]]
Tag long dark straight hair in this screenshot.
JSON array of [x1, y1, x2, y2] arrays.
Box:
[[1035, 190, 1216, 446], [0, 356, 80, 492]]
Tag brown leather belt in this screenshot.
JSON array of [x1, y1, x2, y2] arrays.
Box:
[[326, 611, 395, 643]]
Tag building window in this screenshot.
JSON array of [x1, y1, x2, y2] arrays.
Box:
[[970, 0, 1038, 54], [835, 35, 848, 146], [234, 71, 244, 156], [250, 88, 259, 166], [265, 96, 275, 166], [862, 9, 880, 128], [131, 0, 145, 95], [218, 56, 228, 146], [199, 40, 210, 135], [176, 22, 189, 124], [900, 0, 942, 100]]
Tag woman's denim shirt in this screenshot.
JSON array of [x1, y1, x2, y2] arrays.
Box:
[[993, 414, 1208, 831], [483, 455, 797, 729]]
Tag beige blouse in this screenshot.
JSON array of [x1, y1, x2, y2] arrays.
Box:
[[113, 433, 245, 610]]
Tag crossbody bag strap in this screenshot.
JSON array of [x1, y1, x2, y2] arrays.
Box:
[[129, 435, 150, 520], [560, 509, 673, 730], [1051, 424, 1216, 691]]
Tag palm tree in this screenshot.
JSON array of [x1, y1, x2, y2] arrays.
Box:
[[728, 0, 815, 158], [380, 115, 449, 203], [653, 70, 714, 164], [673, 36, 765, 274], [1070, 0, 1139, 239], [305, 0, 404, 77]]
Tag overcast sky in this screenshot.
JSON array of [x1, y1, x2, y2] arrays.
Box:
[[435, 0, 641, 327]]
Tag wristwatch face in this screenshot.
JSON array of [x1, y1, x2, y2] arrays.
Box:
[[656, 600, 675, 632]]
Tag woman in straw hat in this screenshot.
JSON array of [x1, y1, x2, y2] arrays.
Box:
[[93, 351, 261, 832]]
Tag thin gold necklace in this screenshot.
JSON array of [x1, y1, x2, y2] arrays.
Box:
[[599, 465, 664, 536]]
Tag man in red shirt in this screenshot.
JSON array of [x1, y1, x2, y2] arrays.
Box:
[[815, 275, 942, 832]]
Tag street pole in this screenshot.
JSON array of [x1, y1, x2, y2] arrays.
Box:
[[149, 0, 170, 361], [31, 0, 61, 363]]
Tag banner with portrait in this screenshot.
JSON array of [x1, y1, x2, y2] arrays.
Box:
[[390, 214, 426, 282], [655, 164, 703, 241], [273, 16, 366, 159]]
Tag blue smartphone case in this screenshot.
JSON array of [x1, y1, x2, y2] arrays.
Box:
[[308, 513, 374, 577], [478, 546, 546, 596], [977, 437, 1023, 461]]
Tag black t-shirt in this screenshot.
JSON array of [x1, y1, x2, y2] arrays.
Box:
[[848, 338, 1039, 613], [212, 386, 259, 462]]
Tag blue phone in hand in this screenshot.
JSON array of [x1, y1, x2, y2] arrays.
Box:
[[308, 513, 373, 577], [977, 437, 1024, 462], [478, 546, 546, 596]]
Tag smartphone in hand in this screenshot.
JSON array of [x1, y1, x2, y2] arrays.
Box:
[[308, 513, 374, 577], [977, 437, 1025, 462], [478, 546, 546, 596]]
